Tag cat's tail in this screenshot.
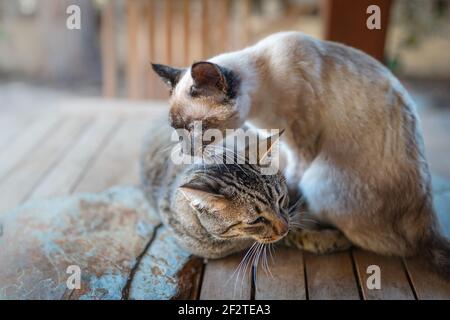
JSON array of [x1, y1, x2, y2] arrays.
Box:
[[423, 231, 450, 279]]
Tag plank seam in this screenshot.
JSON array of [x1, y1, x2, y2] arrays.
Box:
[[350, 249, 364, 300], [401, 258, 419, 300], [303, 252, 309, 300], [195, 260, 206, 300], [121, 223, 163, 300], [250, 265, 256, 300]]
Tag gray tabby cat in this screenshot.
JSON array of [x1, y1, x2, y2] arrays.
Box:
[[141, 123, 291, 258], [151, 32, 450, 277]]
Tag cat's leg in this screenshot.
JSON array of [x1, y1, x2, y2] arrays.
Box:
[[284, 173, 353, 254], [284, 203, 352, 254], [282, 228, 352, 254]]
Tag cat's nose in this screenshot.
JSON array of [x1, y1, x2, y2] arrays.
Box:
[[273, 220, 289, 237]]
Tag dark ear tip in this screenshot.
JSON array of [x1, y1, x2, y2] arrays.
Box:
[[151, 63, 162, 71], [191, 61, 213, 68], [279, 129, 285, 137], [191, 61, 219, 73]]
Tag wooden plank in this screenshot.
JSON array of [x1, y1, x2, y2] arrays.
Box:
[[404, 257, 450, 300], [73, 117, 151, 193], [322, 0, 393, 62], [0, 117, 90, 214], [0, 115, 62, 181], [101, 0, 117, 98], [240, 0, 251, 47], [201, 0, 209, 59], [183, 0, 190, 65], [164, 0, 173, 65], [255, 247, 306, 300], [200, 253, 252, 300], [30, 117, 121, 199], [128, 227, 205, 300], [0, 185, 160, 300], [218, 0, 229, 53], [305, 251, 360, 300], [147, 0, 156, 98], [352, 250, 415, 300], [127, 0, 140, 99], [0, 113, 36, 152]]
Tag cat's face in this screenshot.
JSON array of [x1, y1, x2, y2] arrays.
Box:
[[177, 164, 290, 244], [152, 62, 246, 137]]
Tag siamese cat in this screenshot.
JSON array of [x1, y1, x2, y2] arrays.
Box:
[[152, 32, 450, 277]]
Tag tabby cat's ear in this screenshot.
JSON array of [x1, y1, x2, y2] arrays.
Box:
[[179, 184, 228, 211], [151, 63, 184, 89], [190, 62, 229, 96]]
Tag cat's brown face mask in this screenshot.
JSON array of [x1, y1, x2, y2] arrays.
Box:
[[152, 61, 245, 140]]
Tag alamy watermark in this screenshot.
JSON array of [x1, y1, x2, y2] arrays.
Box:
[[366, 265, 381, 290], [367, 5, 382, 30], [169, 121, 282, 175], [66, 5, 81, 30], [66, 265, 81, 290]]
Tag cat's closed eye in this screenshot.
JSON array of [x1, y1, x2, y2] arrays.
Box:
[[248, 216, 268, 225]]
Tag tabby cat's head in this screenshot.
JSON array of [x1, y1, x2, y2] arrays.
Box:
[[178, 163, 289, 244], [152, 61, 245, 136]]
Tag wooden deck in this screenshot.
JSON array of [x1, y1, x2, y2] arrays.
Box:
[[1, 99, 450, 300]]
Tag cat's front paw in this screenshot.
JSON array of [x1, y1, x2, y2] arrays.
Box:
[[282, 229, 352, 254]]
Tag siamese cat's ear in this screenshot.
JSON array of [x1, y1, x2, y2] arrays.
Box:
[[151, 63, 184, 89], [179, 184, 228, 211], [190, 62, 229, 96]]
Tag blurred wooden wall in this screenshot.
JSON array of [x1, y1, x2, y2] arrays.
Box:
[[101, 0, 252, 100], [101, 0, 392, 100], [322, 0, 393, 62]]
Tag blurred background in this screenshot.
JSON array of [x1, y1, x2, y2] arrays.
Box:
[[0, 0, 449, 181]]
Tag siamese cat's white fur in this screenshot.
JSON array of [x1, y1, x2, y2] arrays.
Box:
[[152, 32, 450, 277]]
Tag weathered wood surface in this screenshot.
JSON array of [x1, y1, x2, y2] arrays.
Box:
[[353, 250, 414, 300], [304, 251, 360, 300], [255, 247, 306, 300], [200, 253, 252, 300], [0, 186, 160, 299], [0, 115, 62, 182], [128, 227, 201, 300], [404, 257, 450, 300], [31, 117, 121, 199], [0, 186, 202, 300], [0, 104, 199, 300], [0, 117, 90, 213]]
